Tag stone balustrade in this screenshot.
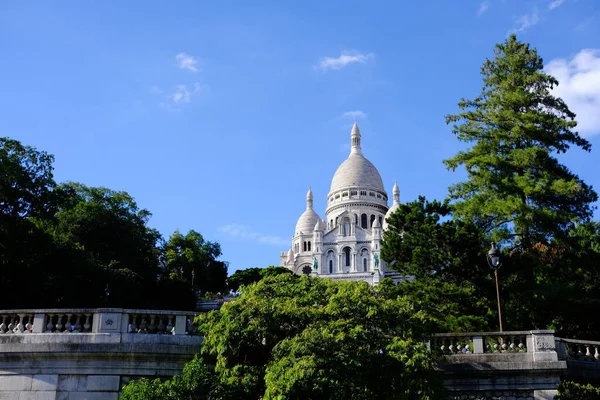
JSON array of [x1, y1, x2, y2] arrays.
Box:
[[431, 331, 529, 355], [0, 308, 198, 335], [556, 337, 600, 361]]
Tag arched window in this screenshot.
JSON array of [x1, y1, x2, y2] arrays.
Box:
[[370, 215, 376, 227], [354, 214, 359, 225], [329, 260, 333, 274], [361, 214, 368, 229], [379, 216, 383, 227], [344, 247, 351, 267], [307, 241, 311, 251], [361, 248, 369, 272], [303, 242, 307, 252], [330, 219, 333, 229]]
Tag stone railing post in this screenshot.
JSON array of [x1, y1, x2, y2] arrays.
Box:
[[527, 330, 558, 362], [473, 336, 484, 354], [92, 309, 123, 333], [174, 315, 187, 335], [31, 313, 46, 333]]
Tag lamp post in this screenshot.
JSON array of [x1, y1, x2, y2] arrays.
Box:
[[486, 242, 503, 332]]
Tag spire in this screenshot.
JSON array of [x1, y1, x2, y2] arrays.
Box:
[[306, 187, 314, 210], [392, 181, 400, 204], [350, 121, 362, 155]]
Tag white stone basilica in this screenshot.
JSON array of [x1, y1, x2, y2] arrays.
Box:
[[280, 122, 405, 286]]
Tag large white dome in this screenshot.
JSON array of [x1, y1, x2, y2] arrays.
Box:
[[330, 153, 385, 192], [330, 122, 384, 193]]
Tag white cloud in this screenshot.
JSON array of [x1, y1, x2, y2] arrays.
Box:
[[343, 110, 367, 120], [546, 49, 600, 137], [548, 0, 564, 10], [175, 52, 199, 72], [154, 82, 201, 111], [477, 1, 490, 16], [317, 51, 374, 71], [510, 11, 539, 33], [219, 224, 289, 247]]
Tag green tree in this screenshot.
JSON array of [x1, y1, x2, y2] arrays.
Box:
[[227, 265, 291, 292], [444, 34, 597, 251], [162, 230, 228, 295], [122, 275, 445, 399], [0, 137, 62, 307], [381, 197, 494, 332]]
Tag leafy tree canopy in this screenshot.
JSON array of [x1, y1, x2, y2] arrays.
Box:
[[122, 275, 445, 400], [227, 265, 292, 292], [162, 229, 228, 295]]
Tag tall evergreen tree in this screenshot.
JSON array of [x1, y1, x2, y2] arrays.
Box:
[[444, 35, 597, 251]]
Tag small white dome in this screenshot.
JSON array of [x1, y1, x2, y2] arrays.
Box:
[[295, 187, 320, 235], [295, 209, 320, 235], [372, 216, 381, 229], [383, 182, 401, 230], [314, 219, 326, 231]]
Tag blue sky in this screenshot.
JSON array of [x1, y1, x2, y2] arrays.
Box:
[[1, 0, 599, 273]]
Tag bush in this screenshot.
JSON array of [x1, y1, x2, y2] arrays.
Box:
[[556, 381, 600, 400]]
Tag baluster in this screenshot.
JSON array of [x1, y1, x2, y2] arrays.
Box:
[[8, 316, 15, 333], [157, 317, 165, 334], [448, 337, 455, 354], [0, 316, 6, 333], [26, 314, 33, 332], [64, 314, 73, 333], [130, 314, 138, 333], [166, 316, 173, 334], [594, 346, 600, 361], [74, 314, 83, 332], [492, 337, 499, 353], [55, 314, 64, 332], [149, 316, 156, 333], [577, 345, 583, 358], [140, 316, 148, 333], [518, 336, 525, 352], [15, 314, 24, 333], [46, 314, 54, 332], [83, 314, 91, 332], [508, 335, 515, 352], [585, 345, 592, 359]]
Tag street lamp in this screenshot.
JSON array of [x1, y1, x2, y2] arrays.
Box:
[[486, 242, 503, 332]]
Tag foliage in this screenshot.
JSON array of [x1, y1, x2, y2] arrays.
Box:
[[121, 357, 231, 400], [123, 275, 445, 399], [0, 137, 227, 309], [162, 229, 228, 295], [556, 381, 600, 400], [381, 197, 494, 332], [444, 34, 597, 251], [227, 265, 292, 292]]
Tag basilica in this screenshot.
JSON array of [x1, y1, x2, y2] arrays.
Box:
[[279, 122, 405, 285]]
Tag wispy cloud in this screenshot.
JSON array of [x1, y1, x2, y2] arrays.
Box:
[[175, 52, 199, 72], [219, 224, 289, 247], [343, 110, 367, 120], [477, 1, 490, 16], [510, 11, 539, 33], [548, 0, 564, 10], [546, 49, 600, 137], [316, 51, 374, 71], [154, 82, 201, 112]]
